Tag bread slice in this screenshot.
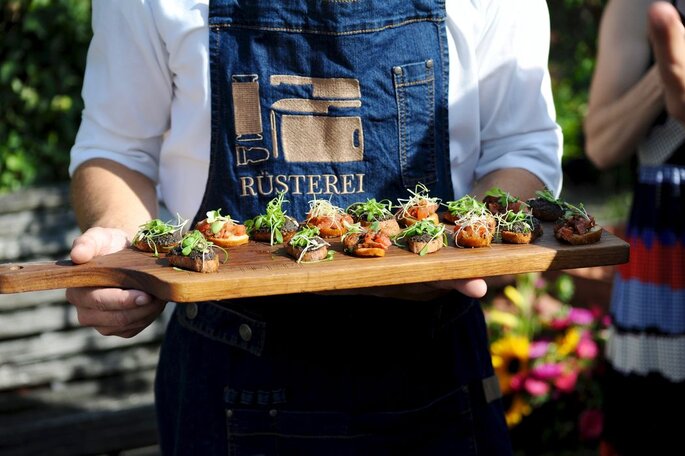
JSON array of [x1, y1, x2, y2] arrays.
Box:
[[554, 224, 603, 245], [285, 243, 329, 262], [206, 233, 250, 248], [407, 236, 443, 255], [167, 250, 219, 273]]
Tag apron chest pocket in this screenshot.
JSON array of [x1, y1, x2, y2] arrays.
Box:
[[393, 59, 438, 188]]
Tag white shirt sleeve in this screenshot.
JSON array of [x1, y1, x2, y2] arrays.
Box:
[[474, 0, 563, 195], [69, 0, 173, 183]]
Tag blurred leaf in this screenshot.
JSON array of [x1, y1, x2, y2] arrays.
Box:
[[0, 0, 91, 192]]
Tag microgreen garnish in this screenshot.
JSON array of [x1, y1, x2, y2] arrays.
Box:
[[484, 187, 520, 208], [132, 215, 187, 257], [288, 226, 331, 263], [177, 230, 228, 262], [563, 202, 591, 221], [534, 188, 566, 208], [306, 197, 346, 220], [497, 210, 535, 234], [346, 198, 394, 222], [205, 209, 240, 235], [394, 219, 447, 256], [396, 183, 441, 220], [445, 195, 489, 218], [340, 221, 364, 242], [244, 192, 293, 245]]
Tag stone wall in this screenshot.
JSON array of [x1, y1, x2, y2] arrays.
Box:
[[0, 184, 162, 455]]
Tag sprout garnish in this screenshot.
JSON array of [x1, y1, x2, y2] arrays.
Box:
[[205, 209, 240, 235], [394, 219, 447, 256], [563, 202, 591, 221], [288, 226, 333, 263], [484, 187, 521, 206], [534, 188, 567, 208], [177, 230, 228, 262], [132, 215, 188, 257], [306, 197, 346, 220], [497, 210, 535, 234], [396, 183, 441, 220], [244, 191, 293, 245], [445, 195, 489, 218], [346, 198, 394, 222]]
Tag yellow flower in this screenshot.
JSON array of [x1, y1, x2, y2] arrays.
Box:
[[505, 394, 532, 428], [486, 309, 520, 329], [557, 327, 581, 357], [491, 335, 530, 395], [503, 285, 524, 309]]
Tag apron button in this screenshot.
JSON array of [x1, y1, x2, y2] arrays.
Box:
[[185, 303, 198, 320], [426, 59, 434, 69], [393, 66, 402, 75], [239, 323, 253, 342]]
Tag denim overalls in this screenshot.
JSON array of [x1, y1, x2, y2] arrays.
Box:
[[155, 1, 511, 454]]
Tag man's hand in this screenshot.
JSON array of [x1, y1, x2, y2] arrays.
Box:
[[649, 1, 685, 124], [320, 278, 487, 301], [65, 227, 166, 338]]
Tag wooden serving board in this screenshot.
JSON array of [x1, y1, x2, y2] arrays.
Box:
[[0, 224, 628, 302]]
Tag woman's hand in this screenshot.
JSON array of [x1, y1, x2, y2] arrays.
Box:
[[649, 1, 685, 124], [65, 227, 166, 338]]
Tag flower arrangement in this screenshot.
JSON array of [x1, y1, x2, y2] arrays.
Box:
[[484, 272, 608, 449]]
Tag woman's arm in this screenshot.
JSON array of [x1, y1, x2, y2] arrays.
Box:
[[584, 0, 665, 170]]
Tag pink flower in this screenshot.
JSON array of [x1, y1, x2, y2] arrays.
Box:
[[579, 409, 603, 441], [576, 334, 599, 359], [524, 377, 550, 397], [510, 373, 526, 392], [554, 370, 578, 393], [550, 317, 570, 331], [529, 341, 550, 358], [568, 308, 594, 326], [602, 314, 612, 326], [531, 363, 563, 380]]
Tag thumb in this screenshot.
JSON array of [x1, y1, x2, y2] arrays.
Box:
[[71, 227, 130, 264], [649, 2, 685, 70]]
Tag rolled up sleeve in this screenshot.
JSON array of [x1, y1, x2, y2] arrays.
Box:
[[475, 0, 563, 195], [69, 0, 173, 183]]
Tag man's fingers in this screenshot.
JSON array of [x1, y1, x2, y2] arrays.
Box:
[[429, 279, 488, 299], [66, 287, 154, 311], [70, 227, 129, 264]]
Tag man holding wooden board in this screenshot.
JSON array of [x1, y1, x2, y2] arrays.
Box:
[[67, 1, 562, 454]]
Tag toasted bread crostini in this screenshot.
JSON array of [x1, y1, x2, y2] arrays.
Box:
[[394, 218, 447, 255], [341, 222, 393, 258], [554, 202, 603, 245], [498, 211, 543, 244], [166, 230, 224, 273], [131, 217, 187, 256], [482, 187, 528, 216], [196, 209, 249, 247], [245, 192, 299, 245], [526, 188, 567, 222], [305, 198, 354, 238], [346, 198, 402, 237], [444, 195, 496, 248], [395, 183, 441, 227], [286, 226, 332, 263]]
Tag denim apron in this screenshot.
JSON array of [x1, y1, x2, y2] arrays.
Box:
[[155, 1, 511, 454]]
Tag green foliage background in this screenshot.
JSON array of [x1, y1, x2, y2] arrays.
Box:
[[1, 0, 91, 192], [0, 0, 609, 193]]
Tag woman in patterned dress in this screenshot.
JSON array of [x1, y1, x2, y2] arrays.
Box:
[[584, 1, 685, 454]]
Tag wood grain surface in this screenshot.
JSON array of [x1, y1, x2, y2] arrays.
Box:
[[0, 224, 629, 302]]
